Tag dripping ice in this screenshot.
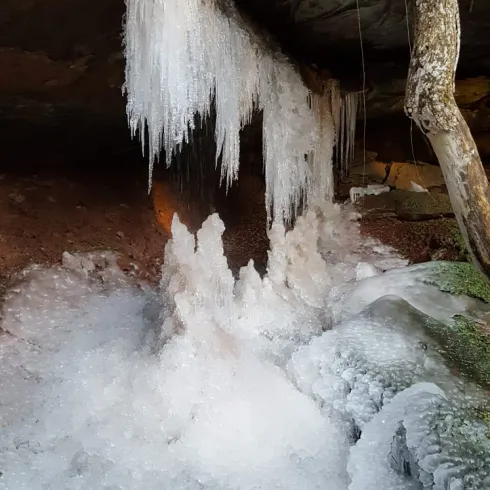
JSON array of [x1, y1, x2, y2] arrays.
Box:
[[124, 0, 359, 221]]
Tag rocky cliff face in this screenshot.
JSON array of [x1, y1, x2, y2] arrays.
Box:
[[236, 0, 489, 79]]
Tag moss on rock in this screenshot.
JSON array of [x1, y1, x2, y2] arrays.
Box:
[[425, 314, 490, 388], [394, 191, 453, 219], [451, 229, 471, 262], [473, 407, 490, 437], [420, 261, 490, 303]]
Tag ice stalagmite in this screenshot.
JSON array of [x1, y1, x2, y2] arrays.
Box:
[[124, 0, 336, 222]]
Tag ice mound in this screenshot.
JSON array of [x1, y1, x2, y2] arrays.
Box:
[[290, 293, 490, 489], [290, 296, 484, 432], [331, 260, 490, 325], [0, 215, 354, 490], [1, 210, 488, 490]]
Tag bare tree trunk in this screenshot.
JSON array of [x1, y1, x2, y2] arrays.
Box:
[[405, 0, 490, 281]]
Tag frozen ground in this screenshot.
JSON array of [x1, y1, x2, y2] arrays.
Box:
[[1, 205, 489, 490]]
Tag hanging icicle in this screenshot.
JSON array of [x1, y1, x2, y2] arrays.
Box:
[[307, 91, 335, 209], [124, 0, 336, 223], [330, 90, 360, 179]]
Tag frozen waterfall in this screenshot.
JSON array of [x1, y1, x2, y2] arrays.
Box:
[[123, 0, 358, 221], [0, 0, 489, 489]]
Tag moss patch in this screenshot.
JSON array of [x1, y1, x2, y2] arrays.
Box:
[[421, 261, 490, 303], [473, 407, 490, 430], [425, 314, 490, 389], [394, 191, 453, 218], [451, 229, 471, 262]]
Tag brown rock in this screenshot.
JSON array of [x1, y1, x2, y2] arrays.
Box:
[[9, 192, 25, 204], [367, 160, 445, 191]]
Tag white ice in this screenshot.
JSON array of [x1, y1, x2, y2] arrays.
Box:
[[2, 206, 488, 490], [124, 0, 348, 223]]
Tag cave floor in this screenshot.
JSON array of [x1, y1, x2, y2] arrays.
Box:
[[0, 167, 271, 294], [0, 164, 467, 297], [0, 171, 168, 293]]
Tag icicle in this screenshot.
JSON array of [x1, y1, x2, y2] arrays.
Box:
[[333, 91, 359, 179], [328, 80, 341, 163], [124, 0, 337, 223], [339, 97, 345, 176], [307, 92, 335, 208], [347, 93, 359, 167]]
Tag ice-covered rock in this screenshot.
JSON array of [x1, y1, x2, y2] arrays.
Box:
[[349, 383, 490, 490], [417, 261, 490, 305], [424, 314, 490, 389], [290, 295, 489, 435]]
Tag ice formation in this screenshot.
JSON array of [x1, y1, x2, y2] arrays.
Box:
[[2, 206, 489, 489], [349, 183, 391, 203], [410, 181, 429, 192], [1, 1, 487, 485], [338, 92, 360, 177], [349, 382, 490, 490], [124, 0, 343, 222]]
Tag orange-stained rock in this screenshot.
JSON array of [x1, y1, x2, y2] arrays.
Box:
[[151, 179, 198, 235], [358, 160, 446, 191]]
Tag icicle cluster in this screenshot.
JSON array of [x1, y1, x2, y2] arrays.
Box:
[[337, 91, 360, 178], [124, 0, 336, 222]]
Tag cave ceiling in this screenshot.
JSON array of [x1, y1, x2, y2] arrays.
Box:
[[0, 0, 489, 138]]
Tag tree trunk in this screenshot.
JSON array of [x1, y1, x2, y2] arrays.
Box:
[[404, 0, 490, 281]]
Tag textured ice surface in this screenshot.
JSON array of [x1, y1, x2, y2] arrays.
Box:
[[290, 295, 488, 431], [349, 383, 490, 490], [331, 260, 490, 325], [0, 252, 347, 489], [1, 209, 489, 490]]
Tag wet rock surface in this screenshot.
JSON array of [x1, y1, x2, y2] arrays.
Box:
[[0, 0, 489, 126]]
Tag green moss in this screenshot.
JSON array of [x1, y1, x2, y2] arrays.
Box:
[[450, 229, 471, 262], [474, 408, 490, 426], [394, 191, 453, 217], [425, 314, 490, 388], [472, 408, 490, 438], [421, 261, 490, 304]]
